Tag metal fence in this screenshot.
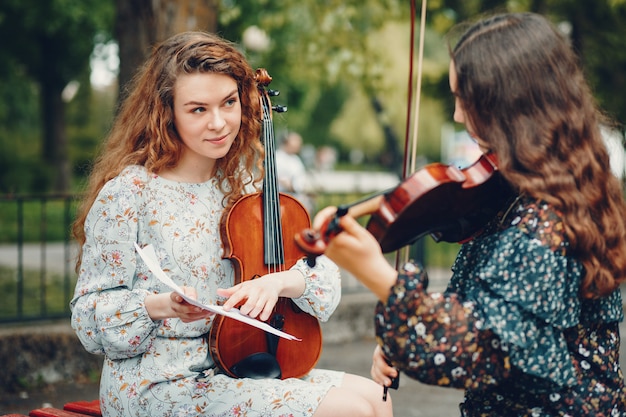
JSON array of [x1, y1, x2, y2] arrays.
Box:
[[0, 192, 374, 324], [0, 194, 78, 323]]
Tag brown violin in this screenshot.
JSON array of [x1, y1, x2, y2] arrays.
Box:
[[209, 69, 322, 379], [295, 152, 515, 262]]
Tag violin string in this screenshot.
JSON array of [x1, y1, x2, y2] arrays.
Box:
[[262, 93, 284, 273], [263, 100, 276, 272]]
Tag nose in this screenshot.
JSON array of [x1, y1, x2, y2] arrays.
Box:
[[206, 109, 226, 131]]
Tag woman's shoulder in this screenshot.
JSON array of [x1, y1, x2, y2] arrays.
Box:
[[119, 165, 151, 182], [104, 165, 151, 189], [95, 165, 154, 202], [453, 195, 582, 321], [505, 196, 569, 255]]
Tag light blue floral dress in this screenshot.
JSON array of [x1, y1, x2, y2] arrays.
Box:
[[70, 165, 344, 417]]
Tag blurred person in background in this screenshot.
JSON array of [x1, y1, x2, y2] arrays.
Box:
[[276, 130, 314, 213]]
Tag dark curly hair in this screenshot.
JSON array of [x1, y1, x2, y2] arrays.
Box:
[[451, 13, 626, 298]]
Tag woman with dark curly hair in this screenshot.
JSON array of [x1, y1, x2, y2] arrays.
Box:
[[71, 31, 393, 417], [314, 12, 626, 416]]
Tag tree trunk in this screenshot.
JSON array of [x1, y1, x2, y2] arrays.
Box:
[[41, 81, 70, 192], [39, 32, 71, 193], [115, 0, 219, 99], [370, 96, 403, 176]]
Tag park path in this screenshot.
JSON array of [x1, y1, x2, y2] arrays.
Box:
[[0, 242, 78, 274]]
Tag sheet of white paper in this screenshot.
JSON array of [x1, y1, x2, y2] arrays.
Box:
[[134, 243, 301, 341]]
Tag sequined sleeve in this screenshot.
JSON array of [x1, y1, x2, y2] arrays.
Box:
[[375, 262, 511, 390]]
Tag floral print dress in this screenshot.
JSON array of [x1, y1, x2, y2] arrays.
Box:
[[70, 165, 344, 417], [375, 195, 626, 416]]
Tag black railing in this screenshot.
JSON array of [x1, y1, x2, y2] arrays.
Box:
[[0, 194, 79, 323], [0, 192, 374, 324]]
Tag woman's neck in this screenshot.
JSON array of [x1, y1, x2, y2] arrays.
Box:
[[159, 160, 216, 184]]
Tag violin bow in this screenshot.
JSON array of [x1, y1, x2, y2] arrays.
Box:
[[398, 0, 428, 266]]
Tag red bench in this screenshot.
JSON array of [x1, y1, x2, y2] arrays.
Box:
[[29, 410, 87, 417], [0, 399, 101, 417], [60, 400, 101, 416]]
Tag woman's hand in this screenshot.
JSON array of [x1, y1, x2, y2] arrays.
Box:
[[371, 344, 398, 388], [217, 270, 305, 321], [169, 287, 213, 323], [145, 286, 213, 322], [313, 207, 397, 301]]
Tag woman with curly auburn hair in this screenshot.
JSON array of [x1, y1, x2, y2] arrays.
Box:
[[314, 12, 626, 416], [70, 31, 393, 417]]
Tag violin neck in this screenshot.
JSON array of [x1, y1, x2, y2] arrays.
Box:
[[342, 194, 385, 219], [260, 94, 285, 269]]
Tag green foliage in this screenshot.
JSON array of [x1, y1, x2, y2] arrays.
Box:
[[0, 0, 115, 192], [0, 265, 75, 320], [66, 77, 117, 184], [1, 0, 626, 193], [425, 238, 459, 269], [224, 1, 452, 168], [0, 198, 79, 243], [0, 0, 114, 86]]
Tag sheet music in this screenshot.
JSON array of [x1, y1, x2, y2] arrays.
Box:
[[134, 243, 300, 341]]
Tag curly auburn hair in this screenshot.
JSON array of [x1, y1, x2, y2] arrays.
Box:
[[451, 13, 626, 298], [72, 31, 264, 270]]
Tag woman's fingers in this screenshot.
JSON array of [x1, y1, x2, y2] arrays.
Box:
[[216, 279, 279, 320], [371, 345, 398, 387], [312, 206, 338, 230], [169, 287, 212, 323]]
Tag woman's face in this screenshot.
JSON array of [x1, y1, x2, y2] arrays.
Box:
[[173, 72, 242, 175], [449, 61, 491, 154]]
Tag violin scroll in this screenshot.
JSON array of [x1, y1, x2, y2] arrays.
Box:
[[294, 206, 349, 266]]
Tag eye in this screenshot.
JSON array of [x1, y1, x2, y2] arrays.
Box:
[[224, 97, 238, 108], [192, 106, 206, 113]]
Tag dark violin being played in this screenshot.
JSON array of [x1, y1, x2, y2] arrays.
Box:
[[295, 152, 515, 263]]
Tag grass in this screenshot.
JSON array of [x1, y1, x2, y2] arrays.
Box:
[[0, 265, 76, 321], [0, 196, 80, 243]]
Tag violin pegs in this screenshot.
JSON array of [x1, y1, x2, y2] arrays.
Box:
[[294, 229, 326, 257], [268, 89, 280, 97], [273, 105, 287, 113]]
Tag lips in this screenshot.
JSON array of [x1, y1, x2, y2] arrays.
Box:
[[206, 134, 229, 144]]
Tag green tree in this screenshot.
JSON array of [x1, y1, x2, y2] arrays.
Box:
[[218, 0, 413, 170], [0, 0, 114, 192], [115, 0, 218, 97], [428, 0, 626, 127], [106, 0, 415, 171], [3, 0, 624, 194]]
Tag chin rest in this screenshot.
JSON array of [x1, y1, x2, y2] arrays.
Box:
[[231, 352, 282, 379]]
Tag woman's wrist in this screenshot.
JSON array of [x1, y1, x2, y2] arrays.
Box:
[[357, 258, 398, 302], [272, 269, 306, 298], [144, 292, 175, 320]]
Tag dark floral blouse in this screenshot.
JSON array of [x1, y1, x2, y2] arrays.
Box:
[[375, 196, 626, 416]]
